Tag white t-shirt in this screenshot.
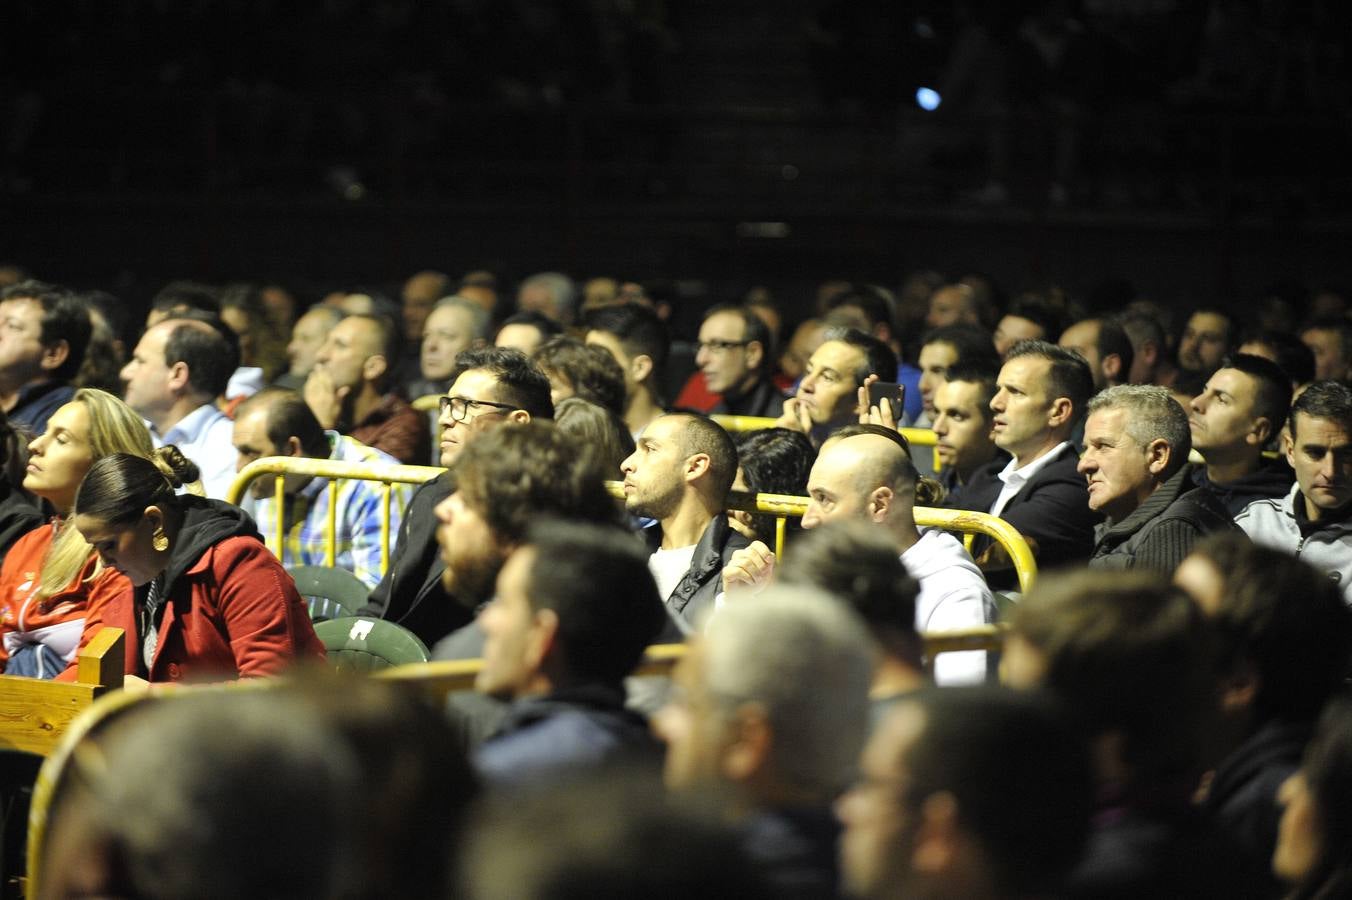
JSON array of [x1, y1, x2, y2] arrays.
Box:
[[649, 545, 698, 606]]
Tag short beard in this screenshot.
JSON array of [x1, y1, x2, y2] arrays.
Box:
[[625, 482, 682, 521], [442, 548, 508, 611]]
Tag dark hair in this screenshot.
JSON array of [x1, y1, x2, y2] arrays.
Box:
[[524, 520, 667, 685], [1116, 309, 1167, 357], [1292, 380, 1352, 436], [666, 413, 738, 500], [898, 688, 1092, 896], [1302, 318, 1352, 367], [921, 324, 1000, 373], [0, 409, 28, 489], [1005, 340, 1094, 425], [461, 775, 773, 900], [1238, 329, 1315, 386], [942, 362, 1000, 414], [780, 520, 918, 657], [1292, 696, 1352, 900], [237, 388, 329, 458], [1011, 570, 1214, 796], [554, 397, 634, 477], [701, 304, 774, 374], [1219, 353, 1293, 436], [826, 286, 896, 333], [163, 317, 240, 399], [830, 328, 898, 386], [734, 428, 816, 542], [0, 280, 93, 382], [584, 302, 670, 371], [451, 347, 554, 420], [531, 337, 627, 415], [150, 280, 221, 317], [1189, 533, 1352, 723], [496, 310, 563, 343], [74, 449, 201, 525], [1095, 318, 1135, 382], [455, 422, 618, 546], [1005, 294, 1066, 341], [342, 313, 400, 390]]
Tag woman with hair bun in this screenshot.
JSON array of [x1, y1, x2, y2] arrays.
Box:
[[0, 389, 150, 678], [72, 448, 324, 683]]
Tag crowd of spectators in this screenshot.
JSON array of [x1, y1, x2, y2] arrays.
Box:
[[3, 260, 1352, 897]]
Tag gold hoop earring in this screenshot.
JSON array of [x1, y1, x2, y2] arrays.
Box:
[[152, 528, 169, 552]]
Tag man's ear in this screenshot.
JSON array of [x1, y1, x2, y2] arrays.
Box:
[[1047, 397, 1074, 429], [362, 354, 388, 384], [1102, 353, 1122, 385], [39, 339, 71, 374], [284, 436, 305, 458], [1219, 661, 1260, 716], [527, 607, 561, 673], [720, 702, 772, 784], [685, 452, 711, 483], [910, 792, 962, 875], [745, 340, 764, 372], [868, 485, 894, 522], [166, 360, 191, 395], [1144, 437, 1172, 476], [1249, 415, 1273, 446], [506, 409, 531, 425], [631, 354, 654, 385]]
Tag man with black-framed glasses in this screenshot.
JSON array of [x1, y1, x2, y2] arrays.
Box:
[[358, 347, 554, 645], [696, 304, 786, 419]]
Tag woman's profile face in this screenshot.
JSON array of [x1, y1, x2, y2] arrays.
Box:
[[74, 514, 162, 587], [24, 402, 95, 511], [1274, 770, 1323, 884]]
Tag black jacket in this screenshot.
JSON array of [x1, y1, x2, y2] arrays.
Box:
[[1089, 464, 1239, 573], [473, 682, 662, 786], [710, 377, 787, 419], [359, 470, 472, 646], [644, 513, 749, 639], [1202, 719, 1311, 900], [1188, 458, 1294, 518], [950, 444, 1101, 587]]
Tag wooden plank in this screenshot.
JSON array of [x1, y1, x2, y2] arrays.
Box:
[[0, 680, 99, 756], [76, 627, 125, 689]]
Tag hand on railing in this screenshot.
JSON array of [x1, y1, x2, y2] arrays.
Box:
[[721, 540, 776, 595]]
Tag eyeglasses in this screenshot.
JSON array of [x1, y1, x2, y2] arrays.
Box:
[[439, 395, 517, 423], [695, 339, 750, 354]]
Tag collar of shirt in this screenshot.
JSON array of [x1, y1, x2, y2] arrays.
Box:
[[162, 403, 227, 446], [997, 441, 1072, 489]]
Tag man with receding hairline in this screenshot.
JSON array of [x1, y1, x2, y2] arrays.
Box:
[[306, 313, 429, 464], [620, 412, 748, 637], [121, 315, 239, 499]]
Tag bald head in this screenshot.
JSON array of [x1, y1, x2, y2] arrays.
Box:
[[803, 432, 917, 532]]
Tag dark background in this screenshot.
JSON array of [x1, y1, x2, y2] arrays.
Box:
[[4, 0, 1352, 332]]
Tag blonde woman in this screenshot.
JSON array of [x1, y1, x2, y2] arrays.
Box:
[[0, 389, 158, 678]]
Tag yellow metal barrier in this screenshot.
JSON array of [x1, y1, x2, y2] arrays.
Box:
[[228, 463, 1034, 593], [607, 481, 1038, 593], [378, 629, 1006, 697], [412, 393, 442, 413], [228, 457, 444, 574], [711, 414, 937, 449]]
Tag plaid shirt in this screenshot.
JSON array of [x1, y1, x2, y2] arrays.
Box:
[[253, 433, 412, 589]]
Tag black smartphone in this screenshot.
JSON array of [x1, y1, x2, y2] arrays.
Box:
[[867, 380, 905, 415]]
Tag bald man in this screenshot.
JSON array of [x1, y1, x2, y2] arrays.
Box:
[[725, 426, 995, 684]]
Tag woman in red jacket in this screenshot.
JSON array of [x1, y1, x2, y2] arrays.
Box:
[[0, 389, 152, 678], [71, 449, 325, 682]]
